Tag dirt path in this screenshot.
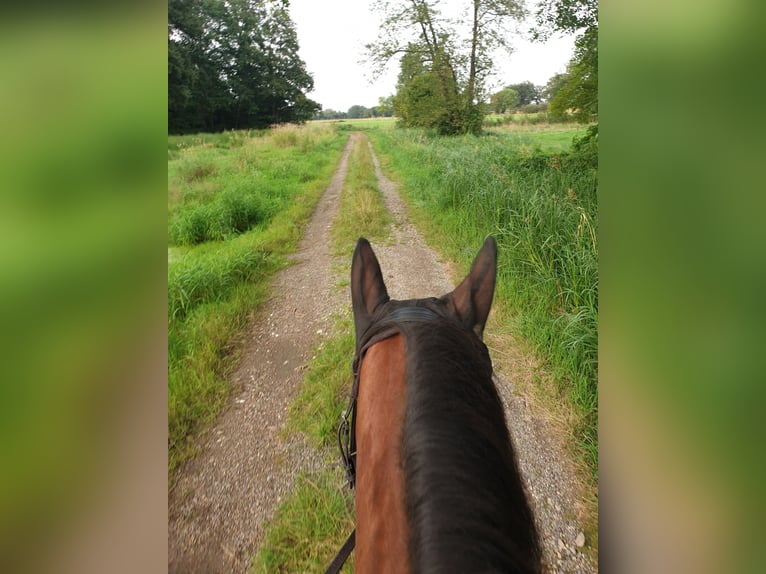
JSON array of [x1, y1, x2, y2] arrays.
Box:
[[168, 133, 596, 573]]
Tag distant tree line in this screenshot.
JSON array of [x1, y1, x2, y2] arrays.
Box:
[[313, 96, 395, 120], [489, 81, 544, 114], [169, 0, 320, 134]]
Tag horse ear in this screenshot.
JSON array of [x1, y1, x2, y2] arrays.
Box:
[[444, 236, 497, 338], [351, 238, 389, 344]]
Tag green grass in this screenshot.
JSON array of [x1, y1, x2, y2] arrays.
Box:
[[287, 316, 355, 448], [484, 111, 552, 125], [255, 132, 391, 570], [168, 123, 347, 474], [332, 133, 391, 249], [485, 122, 590, 154], [250, 468, 355, 574], [169, 124, 341, 246], [291, 133, 391, 448], [365, 125, 599, 481]]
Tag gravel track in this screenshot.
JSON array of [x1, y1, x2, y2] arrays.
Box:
[[168, 132, 597, 573]]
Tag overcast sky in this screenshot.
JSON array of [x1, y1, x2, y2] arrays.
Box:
[[288, 0, 576, 112]]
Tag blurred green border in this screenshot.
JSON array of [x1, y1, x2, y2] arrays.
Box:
[[0, 6, 168, 573], [1, 1, 764, 572], [602, 1, 764, 572]]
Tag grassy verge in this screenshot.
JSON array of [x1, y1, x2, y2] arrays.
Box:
[[251, 133, 390, 571], [289, 133, 391, 448], [364, 125, 598, 482], [250, 469, 355, 574], [168, 124, 347, 475]]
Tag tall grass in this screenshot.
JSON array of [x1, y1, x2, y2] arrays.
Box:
[[168, 124, 347, 474], [367, 126, 599, 478], [168, 124, 341, 246]]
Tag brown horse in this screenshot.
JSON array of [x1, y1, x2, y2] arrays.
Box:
[[343, 237, 541, 573]]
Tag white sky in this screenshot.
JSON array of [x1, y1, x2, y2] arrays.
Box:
[[288, 0, 576, 112]]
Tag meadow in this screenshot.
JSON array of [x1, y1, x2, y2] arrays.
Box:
[[167, 123, 347, 473]]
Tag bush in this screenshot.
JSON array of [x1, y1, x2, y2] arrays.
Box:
[[518, 103, 548, 114], [169, 187, 279, 246], [178, 157, 218, 183], [168, 245, 273, 322]]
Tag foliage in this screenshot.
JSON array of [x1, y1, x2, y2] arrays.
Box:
[[314, 99, 394, 121], [490, 87, 519, 113], [168, 0, 320, 133], [490, 81, 544, 115], [314, 108, 348, 120], [543, 72, 570, 103], [533, 0, 597, 36], [505, 80, 543, 106], [571, 123, 598, 157], [347, 105, 372, 119], [375, 95, 395, 117], [167, 124, 347, 473], [549, 26, 597, 122], [532, 0, 597, 123], [367, 0, 525, 135], [518, 102, 549, 114], [395, 68, 450, 129]]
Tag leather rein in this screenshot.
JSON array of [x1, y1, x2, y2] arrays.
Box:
[[325, 305, 443, 574]]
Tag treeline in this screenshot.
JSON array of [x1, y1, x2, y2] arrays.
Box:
[[314, 97, 394, 120], [169, 0, 319, 134]]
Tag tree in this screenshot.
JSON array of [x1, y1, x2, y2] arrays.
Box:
[[374, 95, 395, 117], [532, 0, 597, 123], [168, 0, 319, 133], [348, 105, 373, 119], [367, 0, 525, 135], [490, 87, 518, 113], [392, 45, 454, 129], [543, 72, 569, 103], [505, 81, 542, 106], [396, 71, 450, 128]]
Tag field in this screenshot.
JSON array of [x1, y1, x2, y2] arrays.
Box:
[[167, 123, 347, 473]]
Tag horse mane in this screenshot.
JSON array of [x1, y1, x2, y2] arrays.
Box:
[[399, 319, 542, 573]]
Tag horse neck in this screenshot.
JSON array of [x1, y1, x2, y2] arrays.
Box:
[[402, 326, 542, 574], [354, 334, 410, 574]]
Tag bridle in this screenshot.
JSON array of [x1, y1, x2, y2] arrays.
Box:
[[326, 304, 444, 574]]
